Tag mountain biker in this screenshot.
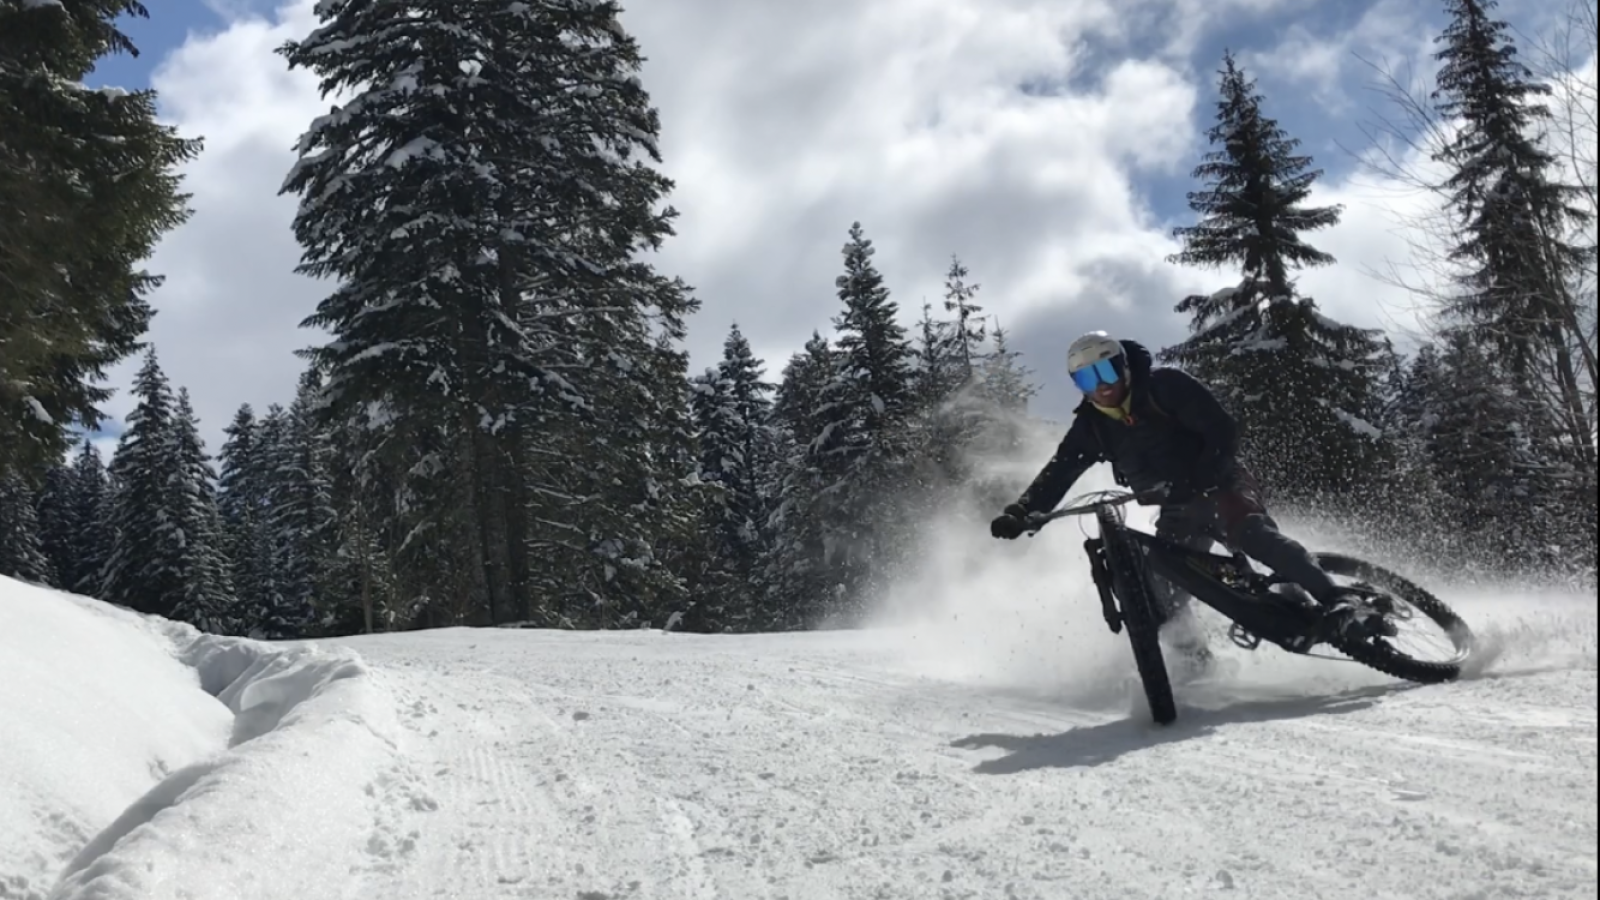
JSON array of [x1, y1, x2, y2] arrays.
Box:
[[987, 331, 1373, 652]]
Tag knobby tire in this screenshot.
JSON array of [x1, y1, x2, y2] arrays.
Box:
[[1098, 509, 1177, 725], [1314, 552, 1473, 684]]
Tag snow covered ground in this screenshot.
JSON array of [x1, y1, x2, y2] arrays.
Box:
[[2, 508, 1596, 899]]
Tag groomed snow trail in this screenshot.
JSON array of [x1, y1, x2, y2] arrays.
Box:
[[6, 572, 1594, 900], [332, 611, 1598, 900]]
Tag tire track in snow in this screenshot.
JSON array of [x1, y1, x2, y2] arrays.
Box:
[[369, 655, 740, 899], [421, 668, 581, 896], [329, 628, 1596, 900]]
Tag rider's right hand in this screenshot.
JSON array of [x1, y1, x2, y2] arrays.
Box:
[[990, 503, 1028, 540]]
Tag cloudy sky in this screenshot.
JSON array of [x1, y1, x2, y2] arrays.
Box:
[[75, 0, 1590, 451]]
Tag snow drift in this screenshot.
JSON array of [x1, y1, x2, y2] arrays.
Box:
[[0, 576, 412, 900]]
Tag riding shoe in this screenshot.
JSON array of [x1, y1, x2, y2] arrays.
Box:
[[1316, 592, 1399, 642]]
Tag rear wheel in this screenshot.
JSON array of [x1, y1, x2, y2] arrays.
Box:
[[1099, 511, 1177, 725], [1314, 552, 1474, 684]]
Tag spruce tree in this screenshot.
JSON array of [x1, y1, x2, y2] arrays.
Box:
[[318, 403, 400, 634], [941, 255, 986, 380], [914, 306, 964, 413], [717, 324, 778, 538], [1415, 333, 1569, 570], [66, 439, 113, 597], [0, 0, 199, 476], [217, 404, 275, 620], [101, 350, 186, 617], [687, 366, 737, 626], [280, 0, 690, 626], [808, 222, 918, 618], [1167, 52, 1341, 294], [686, 324, 777, 630], [272, 371, 334, 628], [96, 362, 232, 630], [1374, 349, 1450, 537], [969, 322, 1042, 504], [642, 333, 715, 629], [974, 323, 1038, 416], [0, 473, 52, 584], [1430, 0, 1595, 493], [911, 257, 993, 495], [33, 463, 77, 587], [167, 388, 235, 632], [320, 487, 394, 635], [763, 333, 838, 627], [1160, 53, 1387, 508]]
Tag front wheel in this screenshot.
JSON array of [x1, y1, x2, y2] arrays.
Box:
[[1314, 552, 1474, 683], [1099, 511, 1177, 725]]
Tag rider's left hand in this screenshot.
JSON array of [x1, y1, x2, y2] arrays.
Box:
[[989, 503, 1028, 539]]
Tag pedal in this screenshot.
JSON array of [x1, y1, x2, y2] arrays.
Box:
[[1228, 622, 1262, 650]]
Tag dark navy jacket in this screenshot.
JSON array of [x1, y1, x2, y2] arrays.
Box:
[[1015, 340, 1241, 514]]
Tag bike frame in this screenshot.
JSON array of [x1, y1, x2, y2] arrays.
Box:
[[1118, 532, 1320, 651], [1029, 490, 1322, 653]]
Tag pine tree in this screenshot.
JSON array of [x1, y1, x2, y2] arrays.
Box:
[[0, 473, 51, 583], [1430, 0, 1596, 502], [1160, 53, 1387, 508], [280, 0, 690, 626], [0, 0, 199, 476], [808, 222, 918, 619]]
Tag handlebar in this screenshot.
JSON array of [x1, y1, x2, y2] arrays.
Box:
[[1021, 483, 1176, 534]]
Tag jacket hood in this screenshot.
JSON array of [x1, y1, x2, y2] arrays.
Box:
[[1119, 339, 1154, 381]]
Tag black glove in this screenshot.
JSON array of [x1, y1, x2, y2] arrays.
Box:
[[990, 503, 1029, 539]]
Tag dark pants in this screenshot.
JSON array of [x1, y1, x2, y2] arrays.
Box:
[[1150, 467, 1340, 619]]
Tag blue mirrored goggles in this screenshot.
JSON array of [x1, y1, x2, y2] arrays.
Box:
[[1070, 357, 1123, 392]]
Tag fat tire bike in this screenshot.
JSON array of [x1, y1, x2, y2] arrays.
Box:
[[1024, 488, 1476, 725]]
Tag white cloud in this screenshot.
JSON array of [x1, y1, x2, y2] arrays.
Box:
[[1241, 0, 1442, 112], [103, 0, 1584, 450], [99, 1, 327, 451]]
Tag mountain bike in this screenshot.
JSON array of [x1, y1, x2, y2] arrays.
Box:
[[1024, 487, 1476, 725]]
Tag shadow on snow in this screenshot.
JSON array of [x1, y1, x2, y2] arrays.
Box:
[[949, 681, 1419, 774]]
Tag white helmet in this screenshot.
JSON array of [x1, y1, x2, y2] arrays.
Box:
[[1066, 331, 1123, 373]]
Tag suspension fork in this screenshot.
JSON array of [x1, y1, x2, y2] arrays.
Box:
[[1083, 537, 1122, 634]]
